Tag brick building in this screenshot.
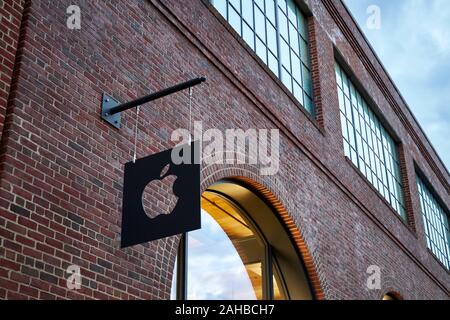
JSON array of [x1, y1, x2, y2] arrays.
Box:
[[0, 0, 449, 300]]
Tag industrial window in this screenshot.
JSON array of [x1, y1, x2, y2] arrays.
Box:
[[417, 176, 450, 269], [211, 0, 314, 114], [335, 62, 406, 218]]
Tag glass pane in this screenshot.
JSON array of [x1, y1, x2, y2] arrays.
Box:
[[348, 121, 356, 148], [255, 0, 265, 10], [267, 22, 277, 54], [281, 67, 292, 91], [229, 0, 241, 11], [212, 0, 227, 17], [268, 52, 279, 75], [170, 257, 177, 300], [266, 0, 276, 23], [273, 264, 287, 300], [243, 22, 255, 50], [350, 83, 357, 104], [304, 94, 313, 114], [350, 148, 358, 166], [291, 53, 301, 83], [280, 39, 290, 70], [343, 139, 351, 158], [300, 38, 309, 65], [301, 63, 312, 96], [228, 5, 241, 35], [256, 37, 267, 63], [297, 11, 308, 40], [293, 80, 304, 105], [186, 193, 266, 300], [278, 11, 288, 41], [289, 22, 299, 54], [278, 0, 287, 13], [254, 5, 266, 40], [287, 0, 297, 24], [338, 89, 345, 112], [335, 63, 342, 88], [341, 112, 348, 140], [242, 0, 254, 25], [342, 76, 350, 97]]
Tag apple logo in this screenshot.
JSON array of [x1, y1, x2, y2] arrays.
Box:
[[141, 163, 179, 219], [121, 141, 201, 248]]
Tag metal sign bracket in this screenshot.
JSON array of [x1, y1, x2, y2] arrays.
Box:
[[101, 94, 121, 129], [100, 77, 206, 130]]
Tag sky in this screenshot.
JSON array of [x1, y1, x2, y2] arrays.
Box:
[[343, 0, 450, 172], [184, 210, 257, 300], [170, 209, 258, 300]]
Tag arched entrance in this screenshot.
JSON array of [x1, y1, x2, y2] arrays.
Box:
[[170, 179, 317, 300], [382, 292, 403, 300]]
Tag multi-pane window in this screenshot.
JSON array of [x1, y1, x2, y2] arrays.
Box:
[[417, 176, 450, 269], [211, 0, 314, 114], [335, 62, 406, 218]]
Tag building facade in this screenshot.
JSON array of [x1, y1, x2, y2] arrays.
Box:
[[0, 0, 449, 300]]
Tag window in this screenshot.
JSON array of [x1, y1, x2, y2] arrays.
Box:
[[172, 207, 283, 299], [171, 182, 313, 300], [211, 0, 314, 114], [417, 176, 450, 269], [382, 293, 400, 300], [335, 62, 406, 218]]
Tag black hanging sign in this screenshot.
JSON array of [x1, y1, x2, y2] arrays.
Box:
[[120, 141, 201, 248]]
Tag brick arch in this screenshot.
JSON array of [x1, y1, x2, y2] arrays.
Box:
[[375, 275, 407, 300], [200, 165, 325, 300]]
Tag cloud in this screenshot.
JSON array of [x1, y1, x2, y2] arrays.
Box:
[[184, 211, 258, 300], [344, 0, 450, 171]]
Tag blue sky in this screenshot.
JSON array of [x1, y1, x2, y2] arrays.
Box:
[[171, 210, 257, 300], [344, 0, 450, 171]]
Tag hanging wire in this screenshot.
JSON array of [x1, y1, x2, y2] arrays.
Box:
[[188, 87, 193, 145], [132, 105, 140, 163]]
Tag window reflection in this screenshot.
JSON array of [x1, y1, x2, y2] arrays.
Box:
[[170, 191, 291, 300], [186, 210, 259, 299], [273, 264, 286, 300], [170, 257, 177, 300], [186, 193, 265, 299]]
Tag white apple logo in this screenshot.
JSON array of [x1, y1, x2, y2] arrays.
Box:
[[142, 163, 179, 219]]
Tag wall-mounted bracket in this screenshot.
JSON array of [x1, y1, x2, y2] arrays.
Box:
[[101, 94, 122, 129], [100, 77, 206, 130]]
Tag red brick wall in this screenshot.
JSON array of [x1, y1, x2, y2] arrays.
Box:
[[0, 0, 27, 143], [0, 0, 448, 300]]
